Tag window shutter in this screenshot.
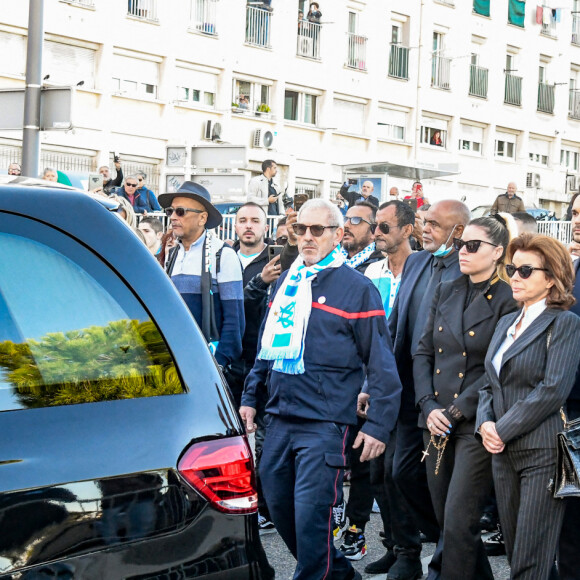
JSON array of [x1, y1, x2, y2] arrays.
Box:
[[44, 41, 96, 89]]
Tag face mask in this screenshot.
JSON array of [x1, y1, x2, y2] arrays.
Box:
[[432, 224, 458, 258]]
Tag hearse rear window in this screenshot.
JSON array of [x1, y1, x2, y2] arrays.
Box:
[[0, 223, 184, 410]]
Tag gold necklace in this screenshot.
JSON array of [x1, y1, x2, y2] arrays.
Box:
[[421, 435, 449, 475]]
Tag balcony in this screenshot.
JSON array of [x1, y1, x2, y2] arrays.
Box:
[[573, 14, 580, 44], [469, 64, 488, 98], [190, 0, 218, 35], [504, 73, 522, 106], [245, 5, 272, 48], [346, 32, 367, 71], [297, 20, 321, 60], [62, 0, 95, 6], [541, 9, 557, 37], [537, 82, 555, 114], [127, 0, 158, 22], [431, 55, 451, 89], [389, 44, 409, 80], [569, 90, 580, 119]]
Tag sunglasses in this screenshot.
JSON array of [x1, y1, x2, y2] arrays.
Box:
[[505, 264, 550, 279], [345, 216, 376, 232], [276, 236, 288, 245], [375, 222, 401, 235], [165, 207, 206, 217], [137, 178, 144, 181], [126, 183, 138, 187], [292, 223, 338, 237], [452, 238, 498, 253]]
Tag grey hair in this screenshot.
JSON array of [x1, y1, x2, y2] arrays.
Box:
[[298, 198, 344, 227], [42, 167, 57, 176], [136, 170, 147, 179]]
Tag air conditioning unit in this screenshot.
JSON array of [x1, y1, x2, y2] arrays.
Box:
[[253, 129, 275, 149], [203, 120, 222, 141], [567, 174, 579, 192], [525, 173, 541, 188]]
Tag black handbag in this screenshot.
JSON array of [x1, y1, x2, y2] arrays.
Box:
[[554, 409, 580, 499]]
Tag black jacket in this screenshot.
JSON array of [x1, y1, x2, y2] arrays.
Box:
[[413, 275, 517, 432], [103, 167, 123, 195], [233, 240, 274, 363]]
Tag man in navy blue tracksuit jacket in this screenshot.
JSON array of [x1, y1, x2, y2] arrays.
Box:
[[241, 200, 401, 580]]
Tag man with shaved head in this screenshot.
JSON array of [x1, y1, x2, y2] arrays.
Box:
[[360, 180, 380, 207], [490, 182, 525, 214], [378, 200, 470, 579]]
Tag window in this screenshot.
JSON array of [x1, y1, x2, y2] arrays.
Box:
[[0, 31, 26, 77], [508, 0, 525, 27], [44, 41, 96, 89], [176, 66, 217, 108], [112, 53, 160, 99], [127, 0, 158, 22], [377, 108, 407, 141], [232, 78, 271, 114], [421, 118, 447, 147], [473, 0, 490, 16], [561, 148, 580, 171], [284, 90, 317, 125], [459, 124, 483, 155], [529, 139, 550, 166], [495, 133, 517, 160], [334, 98, 366, 134], [0, 217, 183, 411]]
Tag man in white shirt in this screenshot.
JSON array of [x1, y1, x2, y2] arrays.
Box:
[[365, 200, 414, 317], [247, 159, 283, 215]]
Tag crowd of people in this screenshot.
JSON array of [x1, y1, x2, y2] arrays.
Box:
[[8, 155, 580, 579]]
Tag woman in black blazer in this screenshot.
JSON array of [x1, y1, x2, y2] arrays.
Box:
[[476, 233, 580, 580], [414, 215, 517, 580]]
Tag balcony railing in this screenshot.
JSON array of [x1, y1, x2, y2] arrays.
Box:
[[127, 0, 158, 22], [346, 32, 367, 71], [573, 14, 580, 44], [190, 0, 218, 35], [541, 10, 557, 37], [431, 55, 451, 89], [389, 44, 409, 80], [538, 82, 555, 114], [469, 64, 488, 98], [569, 90, 580, 119], [504, 73, 522, 106], [245, 5, 272, 48], [297, 20, 321, 60]]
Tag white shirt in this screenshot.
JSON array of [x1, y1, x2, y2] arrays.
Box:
[[237, 250, 260, 270], [364, 257, 402, 319], [491, 298, 547, 375]]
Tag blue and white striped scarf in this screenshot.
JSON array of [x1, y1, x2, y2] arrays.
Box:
[[258, 246, 344, 374], [341, 242, 376, 270]]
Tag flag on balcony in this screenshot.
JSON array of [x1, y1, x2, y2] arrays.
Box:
[[536, 5, 543, 24], [473, 0, 490, 17], [508, 0, 525, 27]]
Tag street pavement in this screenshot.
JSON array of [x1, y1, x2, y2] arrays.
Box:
[[260, 485, 511, 579]]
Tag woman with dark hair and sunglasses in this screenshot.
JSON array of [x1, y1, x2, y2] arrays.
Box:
[[476, 233, 580, 580], [413, 215, 518, 580]]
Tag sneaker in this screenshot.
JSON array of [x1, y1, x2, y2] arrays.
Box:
[[332, 499, 348, 540], [340, 525, 367, 560], [258, 512, 276, 535], [484, 525, 506, 556]]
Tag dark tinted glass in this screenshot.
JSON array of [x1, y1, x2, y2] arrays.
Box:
[[0, 217, 184, 410]]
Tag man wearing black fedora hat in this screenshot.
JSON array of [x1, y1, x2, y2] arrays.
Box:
[[158, 181, 245, 370]]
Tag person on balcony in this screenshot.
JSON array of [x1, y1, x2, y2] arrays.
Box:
[[307, 2, 322, 24]]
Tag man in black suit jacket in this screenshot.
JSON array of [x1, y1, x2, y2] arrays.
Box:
[[386, 200, 470, 579], [559, 197, 580, 580]]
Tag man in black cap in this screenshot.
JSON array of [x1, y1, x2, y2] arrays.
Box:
[[159, 182, 245, 371]]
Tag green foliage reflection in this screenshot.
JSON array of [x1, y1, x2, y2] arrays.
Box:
[[0, 319, 183, 408]]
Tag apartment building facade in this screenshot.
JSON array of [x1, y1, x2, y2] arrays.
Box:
[[0, 0, 579, 213]]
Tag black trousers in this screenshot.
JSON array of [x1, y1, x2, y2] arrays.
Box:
[[558, 400, 580, 580], [392, 411, 440, 543], [422, 428, 494, 580], [493, 447, 564, 580], [370, 427, 422, 558], [225, 358, 270, 517], [345, 419, 373, 531]]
